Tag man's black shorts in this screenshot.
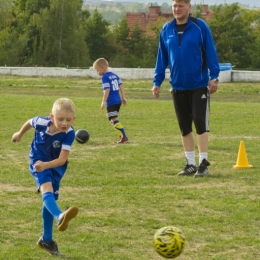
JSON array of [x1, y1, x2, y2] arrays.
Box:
[[171, 87, 210, 136]]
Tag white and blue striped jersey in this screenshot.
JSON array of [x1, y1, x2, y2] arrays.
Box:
[[29, 116, 75, 164], [101, 71, 122, 107]]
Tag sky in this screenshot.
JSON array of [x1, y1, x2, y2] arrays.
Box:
[[192, 0, 259, 7]]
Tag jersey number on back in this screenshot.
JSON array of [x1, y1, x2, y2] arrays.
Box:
[[112, 80, 119, 91]]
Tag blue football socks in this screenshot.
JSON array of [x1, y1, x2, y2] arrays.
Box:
[[42, 192, 62, 220], [42, 205, 54, 242]]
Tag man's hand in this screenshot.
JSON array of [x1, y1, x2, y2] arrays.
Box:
[[208, 80, 218, 94], [152, 86, 160, 98]]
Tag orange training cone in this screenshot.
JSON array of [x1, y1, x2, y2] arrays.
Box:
[[233, 141, 253, 169]]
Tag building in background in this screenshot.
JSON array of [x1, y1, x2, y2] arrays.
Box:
[[200, 4, 213, 19], [126, 5, 212, 31], [126, 5, 172, 31]]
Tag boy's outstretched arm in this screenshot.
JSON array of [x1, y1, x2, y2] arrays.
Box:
[[11, 119, 32, 142]]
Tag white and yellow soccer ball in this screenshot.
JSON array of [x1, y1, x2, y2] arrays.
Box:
[[154, 226, 185, 259]]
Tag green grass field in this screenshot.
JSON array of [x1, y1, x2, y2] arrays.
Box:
[[1, 75, 260, 259]]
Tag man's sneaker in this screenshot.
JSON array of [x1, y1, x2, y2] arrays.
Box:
[[57, 206, 78, 232], [116, 137, 128, 144], [177, 164, 197, 176], [37, 236, 62, 256], [194, 159, 210, 178]]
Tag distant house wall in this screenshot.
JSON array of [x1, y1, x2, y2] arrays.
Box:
[[126, 12, 147, 30], [126, 5, 213, 31], [201, 4, 213, 19], [126, 5, 173, 31]]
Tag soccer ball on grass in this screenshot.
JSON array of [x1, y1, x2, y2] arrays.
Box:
[[154, 226, 185, 259]]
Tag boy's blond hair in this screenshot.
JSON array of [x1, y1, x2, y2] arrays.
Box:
[[93, 58, 109, 69], [173, 0, 191, 3], [52, 98, 75, 114]]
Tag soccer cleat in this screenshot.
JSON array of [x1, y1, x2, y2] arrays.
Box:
[[37, 236, 62, 256], [177, 164, 197, 176], [57, 206, 78, 232], [116, 137, 128, 144], [194, 159, 210, 178]]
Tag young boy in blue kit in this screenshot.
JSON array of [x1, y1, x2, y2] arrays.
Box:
[[93, 58, 128, 144], [11, 98, 79, 256]]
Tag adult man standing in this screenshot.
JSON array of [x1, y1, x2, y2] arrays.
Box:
[[152, 0, 220, 177]]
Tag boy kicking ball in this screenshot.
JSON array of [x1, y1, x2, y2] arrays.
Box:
[[11, 98, 78, 256]]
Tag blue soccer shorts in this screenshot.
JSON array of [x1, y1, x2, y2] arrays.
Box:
[[29, 163, 65, 200]]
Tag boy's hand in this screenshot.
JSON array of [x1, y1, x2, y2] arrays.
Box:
[[11, 132, 22, 142], [101, 101, 105, 109], [34, 161, 46, 172], [122, 98, 127, 105]]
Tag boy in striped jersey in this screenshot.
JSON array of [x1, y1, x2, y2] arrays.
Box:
[[93, 58, 128, 144]]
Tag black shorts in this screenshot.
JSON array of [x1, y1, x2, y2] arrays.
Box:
[[171, 87, 210, 136], [107, 104, 121, 120]]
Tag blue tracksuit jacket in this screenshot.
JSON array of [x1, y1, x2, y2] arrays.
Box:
[[153, 17, 220, 91]]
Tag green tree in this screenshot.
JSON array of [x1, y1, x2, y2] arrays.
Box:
[[112, 20, 142, 67], [208, 3, 255, 68], [143, 18, 168, 68], [0, 0, 14, 65], [112, 16, 159, 68], [4, 0, 90, 66], [111, 17, 130, 67], [240, 8, 260, 26], [9, 0, 50, 64], [241, 8, 260, 68], [114, 19, 155, 68], [125, 22, 147, 67], [192, 4, 203, 18], [113, 17, 130, 48], [35, 0, 90, 67], [0, 0, 13, 30], [84, 9, 111, 61], [251, 33, 260, 68]]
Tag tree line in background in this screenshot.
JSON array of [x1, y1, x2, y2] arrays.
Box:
[[0, 0, 260, 69]]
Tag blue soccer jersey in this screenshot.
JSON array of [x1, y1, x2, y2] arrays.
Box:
[[101, 71, 123, 107], [29, 116, 75, 166]]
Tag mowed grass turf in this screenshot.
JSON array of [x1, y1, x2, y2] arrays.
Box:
[[1, 75, 260, 259]]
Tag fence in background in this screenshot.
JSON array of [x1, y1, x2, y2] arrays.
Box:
[[0, 65, 259, 82]]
